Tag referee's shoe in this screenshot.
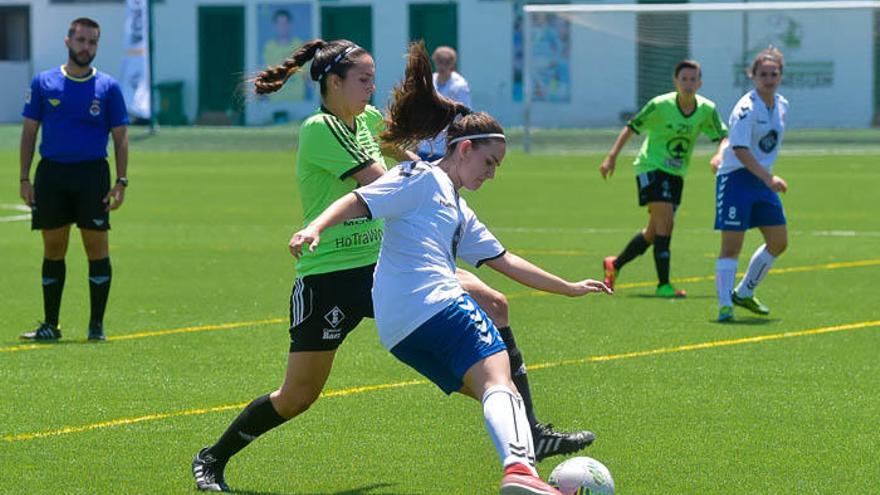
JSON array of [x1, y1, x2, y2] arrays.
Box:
[[532, 423, 596, 461], [192, 448, 230, 492], [20, 322, 61, 341]]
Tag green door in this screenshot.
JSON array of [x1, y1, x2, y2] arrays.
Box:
[[320, 6, 373, 53], [409, 3, 458, 60], [636, 0, 689, 107], [198, 6, 245, 125]]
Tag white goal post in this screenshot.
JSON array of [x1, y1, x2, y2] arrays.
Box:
[[521, 1, 880, 152]]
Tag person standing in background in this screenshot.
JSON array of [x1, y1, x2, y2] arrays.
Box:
[[19, 17, 129, 342]]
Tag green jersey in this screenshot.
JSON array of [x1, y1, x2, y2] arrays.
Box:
[[628, 92, 727, 177], [295, 105, 387, 277]]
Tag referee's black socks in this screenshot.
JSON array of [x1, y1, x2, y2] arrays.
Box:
[[614, 231, 651, 270], [499, 326, 539, 428], [653, 235, 671, 285], [88, 257, 112, 327], [208, 394, 288, 461], [42, 258, 66, 327]]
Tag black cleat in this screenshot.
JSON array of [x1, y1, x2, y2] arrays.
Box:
[[87, 322, 107, 341], [192, 448, 230, 492], [532, 423, 596, 462], [20, 322, 62, 341]]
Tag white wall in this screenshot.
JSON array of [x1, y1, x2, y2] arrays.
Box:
[[1, 0, 876, 127], [0, 61, 31, 121]]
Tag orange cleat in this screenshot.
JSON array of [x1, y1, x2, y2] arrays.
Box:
[[500, 463, 562, 495], [603, 256, 618, 290]]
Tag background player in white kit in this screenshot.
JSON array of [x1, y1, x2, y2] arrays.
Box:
[[714, 46, 789, 322]]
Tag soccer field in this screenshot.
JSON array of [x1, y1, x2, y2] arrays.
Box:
[[1, 126, 879, 493]]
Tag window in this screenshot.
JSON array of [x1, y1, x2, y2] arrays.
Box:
[[0, 7, 29, 61]]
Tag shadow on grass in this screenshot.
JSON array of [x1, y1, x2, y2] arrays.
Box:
[[712, 317, 778, 326], [625, 294, 715, 300], [233, 483, 412, 495]]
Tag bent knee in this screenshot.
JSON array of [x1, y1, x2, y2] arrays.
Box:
[[271, 389, 320, 419], [767, 241, 787, 257], [482, 291, 509, 326]]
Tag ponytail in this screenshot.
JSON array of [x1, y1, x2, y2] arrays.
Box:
[[381, 41, 471, 150], [255, 39, 367, 97], [255, 39, 327, 95]]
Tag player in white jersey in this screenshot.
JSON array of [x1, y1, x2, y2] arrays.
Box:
[[417, 46, 472, 161], [290, 42, 611, 495], [714, 46, 790, 322]]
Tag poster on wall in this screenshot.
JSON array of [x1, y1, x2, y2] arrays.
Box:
[[513, 3, 571, 102], [734, 14, 833, 90], [257, 3, 313, 104]]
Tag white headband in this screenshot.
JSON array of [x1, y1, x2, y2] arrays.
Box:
[[447, 133, 506, 146]]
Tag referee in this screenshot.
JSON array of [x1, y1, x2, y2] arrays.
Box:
[[19, 17, 129, 342]]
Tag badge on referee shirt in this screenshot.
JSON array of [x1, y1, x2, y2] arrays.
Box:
[[24, 89, 31, 104], [89, 99, 101, 117]]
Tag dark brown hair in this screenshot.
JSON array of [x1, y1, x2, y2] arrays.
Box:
[[382, 41, 503, 151], [68, 17, 100, 38], [750, 45, 784, 76], [674, 59, 701, 78], [254, 39, 367, 96]]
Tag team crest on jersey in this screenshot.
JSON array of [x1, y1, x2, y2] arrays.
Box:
[[758, 130, 779, 153], [89, 99, 102, 116], [324, 306, 345, 328]]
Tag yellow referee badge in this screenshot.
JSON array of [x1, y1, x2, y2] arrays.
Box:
[[49, 98, 61, 107]]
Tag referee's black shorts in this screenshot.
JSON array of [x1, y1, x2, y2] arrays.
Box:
[[288, 263, 376, 352], [31, 158, 111, 231]]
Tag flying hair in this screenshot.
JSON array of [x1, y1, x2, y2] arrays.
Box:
[[380, 41, 474, 150]]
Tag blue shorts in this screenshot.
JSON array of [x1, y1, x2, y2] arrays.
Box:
[[390, 294, 507, 395], [714, 169, 786, 231]]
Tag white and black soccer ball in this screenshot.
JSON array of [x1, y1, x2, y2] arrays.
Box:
[[548, 456, 615, 495]]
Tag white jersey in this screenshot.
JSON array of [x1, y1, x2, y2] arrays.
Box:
[[718, 89, 789, 176], [354, 161, 505, 349], [417, 72, 472, 157]]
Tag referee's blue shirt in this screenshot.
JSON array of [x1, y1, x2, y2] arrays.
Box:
[[22, 66, 129, 163]]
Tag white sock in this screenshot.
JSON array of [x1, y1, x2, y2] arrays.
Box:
[[716, 258, 738, 307], [735, 244, 776, 298], [482, 384, 536, 473]]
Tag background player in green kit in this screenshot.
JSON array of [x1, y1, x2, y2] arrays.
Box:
[[599, 60, 728, 297]]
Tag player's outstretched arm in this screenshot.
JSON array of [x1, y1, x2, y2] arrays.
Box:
[[484, 252, 612, 297], [599, 126, 633, 179], [289, 193, 369, 258]]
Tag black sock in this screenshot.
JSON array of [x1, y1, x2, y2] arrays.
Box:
[[207, 394, 288, 461], [653, 235, 671, 285], [499, 327, 539, 428], [42, 259, 66, 327], [88, 257, 112, 326], [613, 232, 651, 270]]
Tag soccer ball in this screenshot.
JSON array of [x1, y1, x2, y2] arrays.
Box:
[[548, 456, 615, 495]]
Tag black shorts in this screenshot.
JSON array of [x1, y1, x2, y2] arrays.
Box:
[[636, 169, 684, 207], [288, 263, 376, 352], [31, 159, 111, 231]]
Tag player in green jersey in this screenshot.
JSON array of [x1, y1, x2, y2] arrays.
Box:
[[192, 39, 592, 493], [599, 60, 728, 297]]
